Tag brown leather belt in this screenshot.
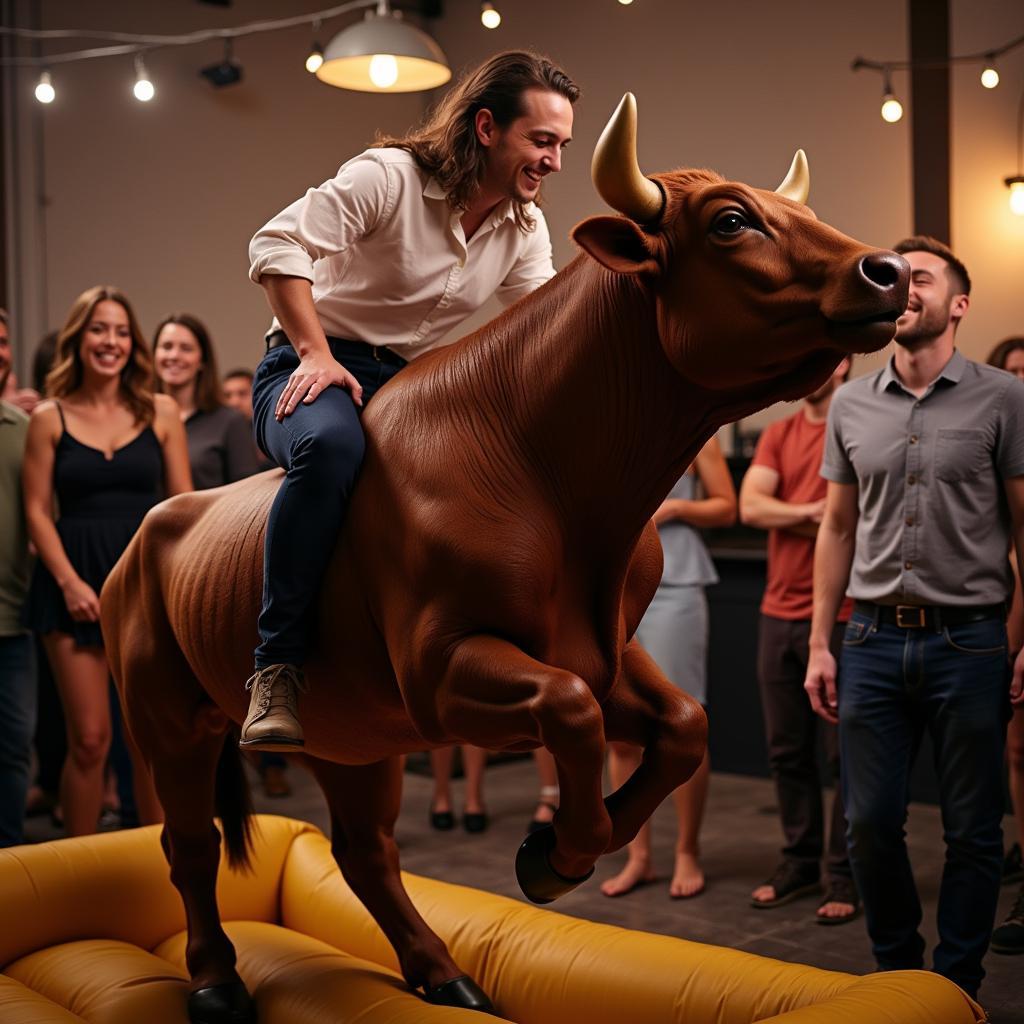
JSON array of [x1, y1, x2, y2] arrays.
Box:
[[853, 601, 1005, 629], [265, 330, 407, 367]]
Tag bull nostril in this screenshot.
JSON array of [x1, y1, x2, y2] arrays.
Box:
[[860, 252, 908, 289]]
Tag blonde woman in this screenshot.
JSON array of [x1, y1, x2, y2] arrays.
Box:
[[22, 286, 191, 835], [601, 436, 737, 898]]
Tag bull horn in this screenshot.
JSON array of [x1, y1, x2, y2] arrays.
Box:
[[775, 149, 810, 204], [592, 92, 664, 224]]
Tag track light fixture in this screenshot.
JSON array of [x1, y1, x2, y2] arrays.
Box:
[[200, 38, 242, 88]]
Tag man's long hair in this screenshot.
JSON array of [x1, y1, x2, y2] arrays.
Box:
[[375, 50, 579, 232]]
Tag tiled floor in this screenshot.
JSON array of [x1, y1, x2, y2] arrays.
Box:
[[23, 759, 1024, 1022]]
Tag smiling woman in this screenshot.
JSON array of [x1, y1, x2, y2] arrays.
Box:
[[20, 285, 193, 839]]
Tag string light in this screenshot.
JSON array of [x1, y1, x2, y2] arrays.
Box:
[[1007, 178, 1024, 217], [880, 72, 903, 124], [305, 43, 324, 73], [306, 20, 324, 73], [34, 69, 55, 103], [132, 54, 154, 101], [480, 3, 501, 29], [980, 60, 999, 89]]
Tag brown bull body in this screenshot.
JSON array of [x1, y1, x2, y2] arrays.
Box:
[[102, 144, 908, 1019]]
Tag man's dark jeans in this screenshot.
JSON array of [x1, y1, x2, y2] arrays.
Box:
[[757, 615, 851, 881], [251, 337, 405, 669], [0, 633, 36, 847], [838, 608, 1010, 998]]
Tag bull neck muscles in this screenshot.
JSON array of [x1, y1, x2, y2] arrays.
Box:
[[442, 256, 710, 539]]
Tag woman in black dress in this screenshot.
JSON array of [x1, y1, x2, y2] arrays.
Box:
[[22, 286, 192, 836]]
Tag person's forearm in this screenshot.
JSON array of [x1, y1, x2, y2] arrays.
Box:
[[809, 519, 854, 650], [26, 507, 80, 589], [261, 275, 330, 359], [660, 497, 736, 528], [741, 490, 815, 530]]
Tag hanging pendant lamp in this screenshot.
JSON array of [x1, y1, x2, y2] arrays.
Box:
[[316, 0, 451, 93]]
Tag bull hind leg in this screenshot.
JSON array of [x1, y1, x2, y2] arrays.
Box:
[[600, 640, 708, 851], [304, 755, 492, 1012], [111, 622, 254, 1022], [425, 635, 613, 904]]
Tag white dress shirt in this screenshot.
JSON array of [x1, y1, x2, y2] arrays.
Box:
[[248, 147, 556, 362]]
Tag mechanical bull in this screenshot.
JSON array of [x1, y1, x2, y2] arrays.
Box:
[[101, 94, 909, 1022]]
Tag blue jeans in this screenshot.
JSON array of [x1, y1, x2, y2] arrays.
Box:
[[251, 337, 405, 668], [0, 633, 36, 847], [838, 608, 1010, 997]]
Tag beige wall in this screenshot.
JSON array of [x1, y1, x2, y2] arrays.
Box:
[[7, 0, 1021, 428]]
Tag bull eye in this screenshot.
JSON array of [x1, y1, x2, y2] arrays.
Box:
[[711, 210, 750, 236]]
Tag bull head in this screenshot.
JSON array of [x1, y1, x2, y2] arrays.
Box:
[[591, 92, 810, 222]]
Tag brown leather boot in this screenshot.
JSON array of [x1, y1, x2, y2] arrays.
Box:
[[239, 664, 308, 751]]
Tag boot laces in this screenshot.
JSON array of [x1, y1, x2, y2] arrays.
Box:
[[245, 664, 308, 715]]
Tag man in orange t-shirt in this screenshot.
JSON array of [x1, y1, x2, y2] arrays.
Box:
[[739, 358, 858, 924]]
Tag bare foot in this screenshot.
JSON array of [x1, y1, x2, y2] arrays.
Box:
[[601, 858, 656, 897], [816, 898, 858, 923], [669, 852, 705, 899], [531, 800, 557, 825], [750, 883, 777, 905]]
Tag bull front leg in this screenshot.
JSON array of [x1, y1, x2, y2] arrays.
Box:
[[428, 635, 612, 903], [600, 639, 708, 851]]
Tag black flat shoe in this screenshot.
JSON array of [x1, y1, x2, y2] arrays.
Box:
[[430, 809, 455, 830], [463, 811, 489, 833]]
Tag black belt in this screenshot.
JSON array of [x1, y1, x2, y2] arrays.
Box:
[[853, 601, 1005, 629], [265, 330, 407, 367]]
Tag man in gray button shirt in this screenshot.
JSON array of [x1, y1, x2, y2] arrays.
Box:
[[805, 236, 1024, 999]]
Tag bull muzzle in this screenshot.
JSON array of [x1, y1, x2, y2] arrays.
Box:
[[592, 93, 811, 221]]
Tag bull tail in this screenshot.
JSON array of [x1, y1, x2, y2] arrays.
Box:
[[215, 728, 256, 872]]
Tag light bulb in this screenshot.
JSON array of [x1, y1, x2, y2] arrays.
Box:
[[980, 66, 999, 89], [133, 55, 154, 101], [481, 2, 501, 28], [305, 47, 324, 74], [368, 53, 399, 88], [1010, 181, 1024, 217], [34, 70, 55, 104], [881, 94, 903, 123], [618, 0, 634, 5]]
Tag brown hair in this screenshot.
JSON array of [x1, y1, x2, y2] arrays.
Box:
[[892, 235, 972, 296], [375, 50, 579, 232], [987, 336, 1024, 370], [153, 313, 222, 413], [45, 286, 155, 424]]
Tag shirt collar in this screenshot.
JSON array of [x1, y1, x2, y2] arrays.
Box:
[[422, 176, 518, 227], [880, 348, 965, 394]]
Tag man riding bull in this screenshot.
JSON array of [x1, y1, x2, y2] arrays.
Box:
[[241, 51, 579, 749]]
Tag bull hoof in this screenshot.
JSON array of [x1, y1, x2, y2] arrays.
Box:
[[515, 824, 594, 905], [188, 981, 255, 1024], [425, 975, 494, 1013]]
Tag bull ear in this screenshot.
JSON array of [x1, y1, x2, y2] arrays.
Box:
[[572, 215, 660, 276]]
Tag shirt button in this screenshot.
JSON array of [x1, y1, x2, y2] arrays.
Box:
[[905, 516, 913, 526], [904, 561, 913, 570], [908, 474, 916, 484], [909, 435, 918, 444]]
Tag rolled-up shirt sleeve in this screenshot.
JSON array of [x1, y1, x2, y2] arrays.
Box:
[[248, 154, 392, 284], [495, 208, 555, 306]]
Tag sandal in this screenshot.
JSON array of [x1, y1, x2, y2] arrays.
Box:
[[750, 861, 820, 909], [527, 785, 559, 834], [816, 875, 860, 926]]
